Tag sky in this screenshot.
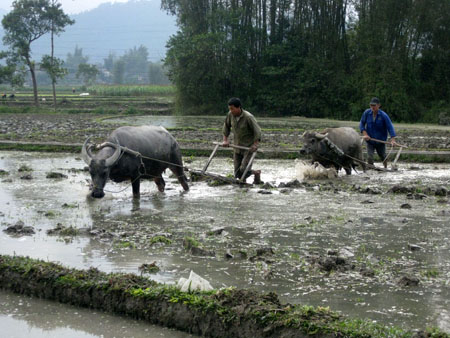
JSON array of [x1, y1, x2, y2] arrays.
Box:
[[0, 0, 129, 15]]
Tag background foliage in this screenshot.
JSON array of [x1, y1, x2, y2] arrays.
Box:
[[162, 0, 450, 123]]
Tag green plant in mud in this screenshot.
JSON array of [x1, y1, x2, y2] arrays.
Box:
[[138, 262, 160, 274], [44, 211, 58, 218], [421, 268, 440, 278], [149, 235, 172, 246], [113, 240, 136, 249], [183, 236, 201, 250], [62, 203, 78, 209], [18, 164, 33, 172], [59, 226, 79, 236]]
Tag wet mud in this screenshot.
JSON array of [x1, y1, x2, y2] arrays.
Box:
[[1, 151, 449, 335], [1, 113, 449, 155]]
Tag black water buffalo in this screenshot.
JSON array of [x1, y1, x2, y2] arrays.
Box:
[[82, 126, 189, 198], [300, 127, 365, 175]]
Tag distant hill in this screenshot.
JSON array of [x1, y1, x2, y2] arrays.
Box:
[[0, 0, 177, 64]]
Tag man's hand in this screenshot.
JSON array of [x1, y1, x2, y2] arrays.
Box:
[[250, 144, 258, 153], [390, 138, 397, 146], [362, 134, 371, 141]]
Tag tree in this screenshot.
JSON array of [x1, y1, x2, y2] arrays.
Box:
[[40, 55, 67, 106], [113, 60, 125, 84], [0, 51, 26, 88], [44, 0, 74, 108], [76, 63, 99, 86], [2, 0, 73, 106], [66, 46, 89, 73], [148, 62, 170, 85]]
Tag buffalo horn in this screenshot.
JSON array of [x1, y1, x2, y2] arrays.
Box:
[[81, 136, 93, 166], [314, 132, 329, 140], [104, 139, 122, 167]]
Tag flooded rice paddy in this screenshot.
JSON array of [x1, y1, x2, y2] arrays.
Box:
[[1, 150, 449, 335]]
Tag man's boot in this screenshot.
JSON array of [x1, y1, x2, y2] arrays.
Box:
[[253, 170, 262, 184]]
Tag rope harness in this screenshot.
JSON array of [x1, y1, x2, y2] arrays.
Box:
[[89, 137, 402, 194]]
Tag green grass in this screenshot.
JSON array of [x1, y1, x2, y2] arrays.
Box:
[[86, 85, 176, 97]]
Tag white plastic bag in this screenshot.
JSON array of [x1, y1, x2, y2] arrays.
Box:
[[177, 271, 213, 292]]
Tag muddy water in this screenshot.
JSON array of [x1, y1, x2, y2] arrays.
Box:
[[1, 151, 449, 334], [0, 290, 194, 338]]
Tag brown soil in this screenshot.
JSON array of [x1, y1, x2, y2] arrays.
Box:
[[1, 113, 449, 153]]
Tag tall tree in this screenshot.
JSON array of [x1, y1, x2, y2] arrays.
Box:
[[163, 0, 449, 122], [0, 51, 26, 88], [76, 63, 99, 86], [113, 60, 125, 84], [43, 0, 74, 109], [2, 0, 73, 106]]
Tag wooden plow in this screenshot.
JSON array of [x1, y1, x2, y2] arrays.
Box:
[[188, 142, 259, 185], [367, 138, 408, 171], [320, 136, 409, 173]]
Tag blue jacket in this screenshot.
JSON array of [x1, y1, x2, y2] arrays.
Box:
[[359, 109, 396, 144]]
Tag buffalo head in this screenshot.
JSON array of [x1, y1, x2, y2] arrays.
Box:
[[299, 131, 329, 155], [82, 137, 121, 198]]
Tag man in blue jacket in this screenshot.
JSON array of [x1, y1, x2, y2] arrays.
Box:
[[360, 97, 397, 168]]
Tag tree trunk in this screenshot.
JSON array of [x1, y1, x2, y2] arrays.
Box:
[[51, 25, 56, 110], [27, 58, 39, 107]]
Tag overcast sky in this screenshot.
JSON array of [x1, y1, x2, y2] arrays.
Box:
[[0, 0, 129, 15]]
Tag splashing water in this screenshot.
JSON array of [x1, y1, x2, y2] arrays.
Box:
[[295, 159, 338, 180]]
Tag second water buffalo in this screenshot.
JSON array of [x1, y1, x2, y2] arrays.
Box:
[[300, 127, 366, 175]]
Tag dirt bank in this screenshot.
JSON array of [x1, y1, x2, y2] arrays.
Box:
[[0, 254, 442, 338]]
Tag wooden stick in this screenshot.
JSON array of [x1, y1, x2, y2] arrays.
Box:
[[202, 143, 220, 174], [391, 146, 403, 169], [212, 141, 252, 151], [365, 137, 408, 148], [239, 151, 257, 182]]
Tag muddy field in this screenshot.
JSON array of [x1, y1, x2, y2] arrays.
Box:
[[1, 110, 450, 336], [1, 150, 449, 334], [1, 113, 450, 153]]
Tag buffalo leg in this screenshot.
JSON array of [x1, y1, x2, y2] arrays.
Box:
[[344, 166, 352, 175], [169, 166, 189, 191], [154, 176, 165, 192], [132, 178, 140, 198]]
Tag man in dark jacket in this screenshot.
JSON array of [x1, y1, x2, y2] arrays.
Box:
[[222, 97, 262, 183], [360, 97, 397, 168]]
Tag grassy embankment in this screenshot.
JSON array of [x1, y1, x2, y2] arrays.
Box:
[[1, 254, 447, 338]]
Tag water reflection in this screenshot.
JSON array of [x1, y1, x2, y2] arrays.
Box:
[[0, 290, 195, 338]]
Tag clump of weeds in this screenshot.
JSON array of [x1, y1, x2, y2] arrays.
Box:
[[149, 235, 172, 246], [18, 164, 33, 172]]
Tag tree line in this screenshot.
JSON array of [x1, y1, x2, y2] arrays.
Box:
[[0, 0, 169, 107], [162, 0, 450, 123], [38, 45, 170, 87]]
